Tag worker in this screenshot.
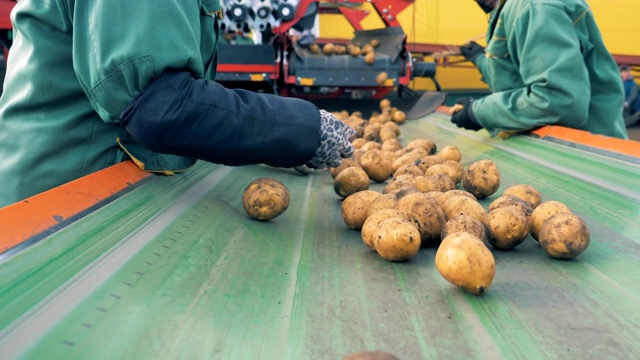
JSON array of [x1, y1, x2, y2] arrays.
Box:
[[0, 2, 355, 208], [453, 0, 628, 139], [619, 64, 640, 127]]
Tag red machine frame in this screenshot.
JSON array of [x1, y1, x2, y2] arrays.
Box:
[[258, 0, 415, 99], [0, 0, 15, 60]]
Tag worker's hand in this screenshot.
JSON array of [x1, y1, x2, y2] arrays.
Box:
[[450, 98, 483, 131], [307, 110, 356, 169], [460, 41, 485, 62]]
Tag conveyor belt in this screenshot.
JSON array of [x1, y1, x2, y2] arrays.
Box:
[[1, 113, 639, 359]]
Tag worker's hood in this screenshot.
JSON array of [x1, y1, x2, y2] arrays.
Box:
[[474, 0, 500, 13]]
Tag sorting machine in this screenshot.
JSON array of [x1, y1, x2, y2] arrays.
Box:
[[216, 0, 438, 99]]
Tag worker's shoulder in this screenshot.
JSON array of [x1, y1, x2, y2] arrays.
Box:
[[505, 0, 589, 19], [511, 0, 588, 11]]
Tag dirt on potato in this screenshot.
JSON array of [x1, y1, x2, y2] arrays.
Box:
[[242, 178, 291, 221]]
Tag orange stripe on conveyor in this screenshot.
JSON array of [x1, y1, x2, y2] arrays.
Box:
[[529, 126, 640, 158], [438, 105, 640, 158], [0, 161, 150, 253]]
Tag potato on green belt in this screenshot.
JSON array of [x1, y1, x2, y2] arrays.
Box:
[[242, 178, 290, 221], [462, 159, 500, 199]]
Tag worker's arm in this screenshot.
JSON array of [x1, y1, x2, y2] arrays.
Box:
[[471, 5, 591, 136], [121, 70, 355, 169]]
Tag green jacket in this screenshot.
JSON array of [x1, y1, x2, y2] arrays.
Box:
[[472, 0, 628, 139], [0, 1, 221, 207]]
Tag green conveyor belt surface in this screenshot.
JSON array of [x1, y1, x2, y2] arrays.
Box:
[[1, 113, 639, 359]]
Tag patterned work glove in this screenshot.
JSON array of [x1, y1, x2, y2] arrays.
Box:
[[450, 98, 483, 131], [460, 41, 485, 62], [307, 110, 356, 169]]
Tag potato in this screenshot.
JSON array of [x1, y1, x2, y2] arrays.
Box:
[[431, 173, 456, 191], [383, 178, 416, 195], [462, 159, 501, 199], [334, 166, 370, 198], [374, 217, 421, 261], [539, 213, 589, 259], [323, 43, 335, 55], [391, 110, 406, 124], [361, 209, 406, 251], [413, 174, 454, 193], [442, 160, 464, 184], [348, 45, 361, 57], [364, 52, 376, 65], [415, 155, 445, 173], [425, 163, 459, 184], [379, 127, 397, 142], [351, 138, 367, 150], [529, 201, 572, 241], [380, 98, 391, 109], [381, 138, 402, 152], [503, 184, 542, 209], [361, 43, 374, 54], [394, 163, 424, 178], [485, 206, 529, 250], [361, 141, 382, 151], [392, 174, 416, 183], [440, 189, 477, 207], [242, 178, 290, 221], [382, 121, 401, 136], [382, 150, 399, 165], [376, 72, 388, 85], [341, 190, 381, 230], [406, 139, 437, 154], [488, 195, 533, 217], [393, 147, 412, 158], [353, 149, 366, 164], [442, 195, 486, 223], [362, 124, 381, 142], [366, 193, 398, 217], [309, 43, 320, 54], [435, 232, 496, 295], [426, 191, 446, 206], [441, 215, 488, 245], [388, 186, 419, 198], [343, 351, 400, 360], [360, 150, 394, 183], [438, 145, 462, 162], [369, 114, 387, 125], [392, 149, 428, 171], [369, 39, 381, 48], [329, 157, 360, 179], [396, 192, 446, 247]]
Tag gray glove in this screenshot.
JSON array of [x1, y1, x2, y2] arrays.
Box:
[[307, 110, 356, 169]]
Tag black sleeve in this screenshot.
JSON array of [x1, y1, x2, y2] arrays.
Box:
[[120, 70, 321, 168]]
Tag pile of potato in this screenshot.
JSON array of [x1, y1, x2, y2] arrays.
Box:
[[329, 99, 591, 296], [310, 38, 381, 65]]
